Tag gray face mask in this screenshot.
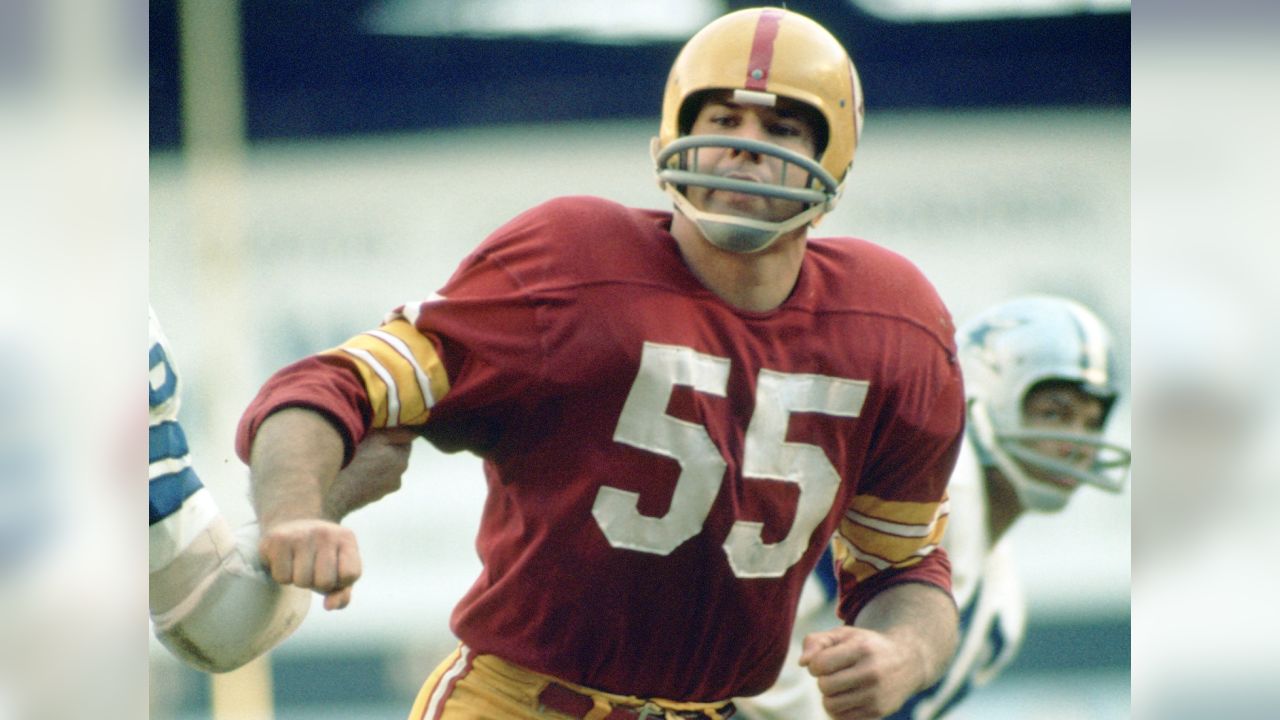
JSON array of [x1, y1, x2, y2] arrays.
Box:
[[652, 134, 842, 254]]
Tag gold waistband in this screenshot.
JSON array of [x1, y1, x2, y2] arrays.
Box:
[[474, 650, 734, 720]]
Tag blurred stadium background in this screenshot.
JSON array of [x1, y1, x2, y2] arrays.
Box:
[[22, 2, 1280, 720], [146, 1, 1131, 718]]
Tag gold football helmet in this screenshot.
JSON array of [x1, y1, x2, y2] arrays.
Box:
[[654, 7, 864, 252]]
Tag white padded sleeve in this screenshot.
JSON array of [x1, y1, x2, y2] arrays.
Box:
[[149, 517, 311, 673]]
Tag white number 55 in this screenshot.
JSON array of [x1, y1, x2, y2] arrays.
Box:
[[591, 342, 869, 578]]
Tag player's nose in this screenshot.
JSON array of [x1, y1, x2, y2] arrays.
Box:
[[1051, 439, 1095, 468], [727, 116, 767, 160]]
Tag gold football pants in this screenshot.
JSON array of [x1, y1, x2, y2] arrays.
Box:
[[408, 644, 735, 720]]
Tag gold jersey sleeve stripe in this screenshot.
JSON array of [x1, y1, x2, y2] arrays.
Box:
[[843, 500, 950, 538], [846, 494, 948, 526], [833, 534, 936, 583], [366, 328, 442, 407], [322, 319, 450, 428], [338, 346, 399, 427], [837, 514, 947, 562], [834, 492, 950, 583]]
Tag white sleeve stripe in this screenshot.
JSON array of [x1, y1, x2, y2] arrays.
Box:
[[150, 455, 192, 481], [845, 511, 934, 538], [837, 536, 939, 571], [341, 347, 401, 427], [365, 329, 437, 408], [844, 500, 949, 538], [148, 488, 220, 573], [838, 536, 891, 570]]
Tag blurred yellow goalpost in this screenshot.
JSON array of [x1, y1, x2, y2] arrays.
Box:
[[176, 0, 275, 718]]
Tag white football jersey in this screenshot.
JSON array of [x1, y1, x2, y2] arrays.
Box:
[[149, 307, 218, 569], [149, 308, 311, 673], [889, 437, 1026, 720]]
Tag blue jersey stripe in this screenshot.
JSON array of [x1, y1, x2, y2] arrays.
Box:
[[814, 544, 838, 602], [149, 467, 204, 525], [149, 342, 178, 408], [149, 420, 190, 464]]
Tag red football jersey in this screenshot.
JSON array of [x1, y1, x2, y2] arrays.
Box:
[[237, 196, 964, 700]]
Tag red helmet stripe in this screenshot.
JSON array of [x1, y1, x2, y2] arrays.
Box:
[[745, 9, 784, 91]]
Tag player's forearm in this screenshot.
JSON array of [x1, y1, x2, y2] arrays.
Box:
[[249, 407, 346, 528], [853, 582, 958, 690], [323, 429, 415, 522]]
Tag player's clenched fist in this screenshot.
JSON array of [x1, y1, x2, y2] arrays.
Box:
[[798, 625, 924, 720], [250, 410, 420, 613], [259, 519, 363, 611]]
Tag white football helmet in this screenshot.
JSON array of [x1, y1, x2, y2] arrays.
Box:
[[653, 7, 864, 253], [958, 296, 1131, 512]]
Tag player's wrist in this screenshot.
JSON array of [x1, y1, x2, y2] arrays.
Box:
[[252, 467, 333, 531]]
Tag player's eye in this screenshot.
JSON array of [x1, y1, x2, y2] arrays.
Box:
[[1026, 406, 1064, 425], [769, 122, 803, 137]]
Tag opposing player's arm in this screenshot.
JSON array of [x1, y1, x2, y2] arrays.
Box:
[[150, 310, 310, 672], [150, 427, 413, 671], [150, 508, 313, 673]]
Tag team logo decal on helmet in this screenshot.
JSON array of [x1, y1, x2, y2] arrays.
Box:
[[959, 296, 1132, 512], [653, 7, 864, 253]]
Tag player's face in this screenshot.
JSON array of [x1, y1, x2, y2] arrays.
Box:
[[684, 94, 821, 222], [1019, 382, 1106, 490]]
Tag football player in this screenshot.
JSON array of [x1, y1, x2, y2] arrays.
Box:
[[736, 295, 1132, 719], [239, 8, 964, 719]]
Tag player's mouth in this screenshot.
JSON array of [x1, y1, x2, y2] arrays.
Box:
[[722, 170, 767, 185], [709, 172, 768, 206]]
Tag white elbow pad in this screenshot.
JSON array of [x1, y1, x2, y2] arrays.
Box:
[[150, 513, 311, 673]]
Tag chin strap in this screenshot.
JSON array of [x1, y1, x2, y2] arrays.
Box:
[[652, 135, 844, 254], [665, 189, 827, 253]]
